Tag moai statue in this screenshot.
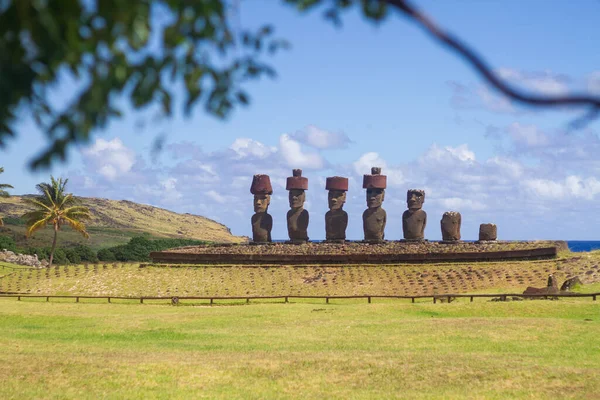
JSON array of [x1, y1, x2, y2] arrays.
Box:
[[402, 189, 427, 241], [250, 174, 273, 243], [479, 223, 497, 241], [325, 176, 349, 242], [286, 169, 309, 242], [441, 211, 461, 242], [362, 167, 387, 242]]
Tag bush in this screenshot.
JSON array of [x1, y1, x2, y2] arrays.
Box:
[[98, 236, 206, 262], [70, 245, 98, 263], [97, 248, 116, 262], [0, 235, 17, 252], [20, 247, 71, 265], [64, 248, 81, 264]]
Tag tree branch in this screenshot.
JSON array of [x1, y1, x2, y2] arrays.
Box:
[[384, 0, 600, 112]]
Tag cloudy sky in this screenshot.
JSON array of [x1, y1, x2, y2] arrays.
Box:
[[3, 1, 600, 240]]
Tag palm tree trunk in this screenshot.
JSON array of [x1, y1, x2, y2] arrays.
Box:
[[49, 224, 58, 267]]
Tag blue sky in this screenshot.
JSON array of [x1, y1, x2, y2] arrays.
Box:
[[2, 0, 600, 240]]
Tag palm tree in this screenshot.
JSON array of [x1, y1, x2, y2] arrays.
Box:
[[0, 167, 14, 226], [22, 177, 91, 266]]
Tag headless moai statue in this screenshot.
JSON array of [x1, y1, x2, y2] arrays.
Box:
[[362, 167, 387, 242], [286, 169, 309, 242], [250, 174, 273, 243], [402, 189, 427, 241], [479, 223, 497, 241], [441, 211, 461, 242], [325, 176, 349, 242]]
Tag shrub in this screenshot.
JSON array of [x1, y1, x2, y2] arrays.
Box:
[[97, 248, 116, 262], [0, 235, 17, 252], [98, 236, 206, 262], [70, 245, 98, 263]]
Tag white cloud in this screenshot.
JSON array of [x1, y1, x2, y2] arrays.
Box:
[[475, 86, 515, 113], [206, 190, 227, 204], [524, 176, 600, 200], [290, 125, 351, 149], [82, 138, 136, 181], [230, 138, 277, 159], [279, 134, 325, 169], [497, 68, 570, 95], [507, 122, 549, 148], [437, 197, 487, 211], [587, 71, 600, 94], [420, 143, 476, 165], [352, 152, 405, 187], [486, 157, 523, 179]]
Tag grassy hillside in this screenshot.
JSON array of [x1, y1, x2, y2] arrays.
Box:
[[0, 195, 246, 249]]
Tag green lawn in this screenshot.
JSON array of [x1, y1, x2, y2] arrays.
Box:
[[0, 299, 599, 399]]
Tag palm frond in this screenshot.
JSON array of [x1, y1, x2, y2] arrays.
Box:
[[62, 216, 89, 238], [21, 197, 54, 212], [25, 216, 52, 237]]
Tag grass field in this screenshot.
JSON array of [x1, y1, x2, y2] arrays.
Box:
[[0, 299, 599, 399], [1, 252, 599, 399]]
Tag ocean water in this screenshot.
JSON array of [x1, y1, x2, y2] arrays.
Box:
[[274, 240, 600, 252], [567, 241, 600, 252]]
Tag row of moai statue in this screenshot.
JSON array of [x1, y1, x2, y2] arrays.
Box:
[[250, 167, 498, 243]]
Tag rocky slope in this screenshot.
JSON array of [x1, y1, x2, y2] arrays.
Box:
[[0, 196, 245, 247]]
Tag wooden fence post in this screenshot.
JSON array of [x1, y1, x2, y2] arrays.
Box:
[[411, 297, 415, 303], [593, 295, 597, 301], [46, 296, 49, 302], [368, 296, 371, 304], [140, 298, 144, 304], [76, 297, 79, 303], [470, 296, 474, 302], [210, 298, 213, 306], [108, 297, 111, 303], [433, 297, 437, 304], [284, 297, 288, 303]]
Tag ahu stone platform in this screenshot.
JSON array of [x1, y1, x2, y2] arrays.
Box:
[[150, 241, 565, 265]]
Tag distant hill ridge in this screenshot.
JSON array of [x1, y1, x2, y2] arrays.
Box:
[[0, 195, 246, 246]]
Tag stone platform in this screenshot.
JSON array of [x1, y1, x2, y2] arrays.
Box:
[[150, 241, 565, 265]]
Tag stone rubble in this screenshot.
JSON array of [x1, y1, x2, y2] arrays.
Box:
[[0, 249, 48, 268]]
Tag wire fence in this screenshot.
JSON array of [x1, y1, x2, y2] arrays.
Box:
[[0, 292, 597, 305]]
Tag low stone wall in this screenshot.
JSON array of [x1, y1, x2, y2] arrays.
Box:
[[150, 241, 560, 265], [0, 250, 47, 268]]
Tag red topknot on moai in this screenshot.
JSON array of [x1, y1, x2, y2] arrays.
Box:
[[362, 167, 387, 242], [325, 176, 349, 242], [286, 169, 309, 242], [250, 174, 273, 243]]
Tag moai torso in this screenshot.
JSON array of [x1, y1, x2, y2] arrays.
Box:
[[402, 209, 427, 241], [251, 212, 272, 243], [363, 207, 386, 242], [479, 223, 497, 241], [325, 209, 348, 241], [441, 211, 461, 242], [287, 208, 309, 241]]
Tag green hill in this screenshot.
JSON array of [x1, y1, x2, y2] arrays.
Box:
[[0, 195, 246, 250]]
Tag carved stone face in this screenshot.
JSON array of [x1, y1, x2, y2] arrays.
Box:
[[366, 188, 385, 209], [328, 190, 346, 211], [289, 189, 305, 209], [253, 194, 270, 213], [407, 190, 424, 210]]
